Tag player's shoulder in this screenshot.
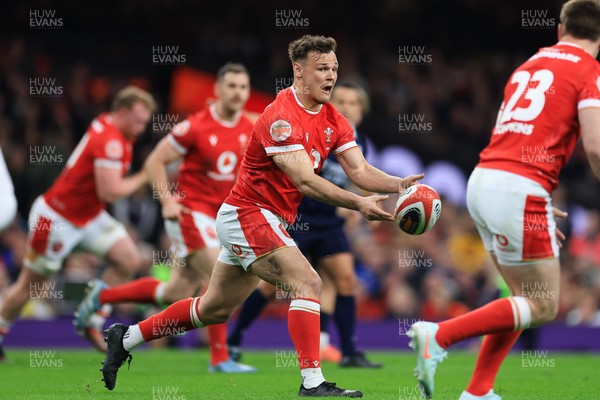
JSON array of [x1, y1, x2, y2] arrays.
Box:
[[323, 102, 352, 131], [528, 42, 597, 70], [184, 108, 211, 128], [88, 113, 124, 142], [256, 90, 299, 127], [239, 112, 257, 128]]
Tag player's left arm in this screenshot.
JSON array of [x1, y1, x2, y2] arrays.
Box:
[[336, 147, 423, 193], [95, 167, 147, 203]]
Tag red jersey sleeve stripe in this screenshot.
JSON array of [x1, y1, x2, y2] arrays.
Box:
[[167, 135, 187, 155], [265, 144, 305, 155], [578, 99, 600, 110], [333, 141, 358, 155]]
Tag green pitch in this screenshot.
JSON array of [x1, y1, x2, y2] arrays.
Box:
[[1, 349, 599, 399]]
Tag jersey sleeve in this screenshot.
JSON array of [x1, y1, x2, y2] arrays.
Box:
[[577, 63, 600, 110], [257, 113, 304, 156], [167, 119, 196, 155], [91, 128, 125, 170], [332, 115, 358, 156]]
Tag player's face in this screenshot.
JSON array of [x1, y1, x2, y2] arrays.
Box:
[[216, 72, 250, 113], [331, 87, 363, 126], [297, 51, 338, 105], [120, 102, 152, 139]]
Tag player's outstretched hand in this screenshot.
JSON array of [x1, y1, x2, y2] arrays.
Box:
[[162, 198, 190, 221], [553, 206, 568, 248], [357, 194, 394, 222], [399, 174, 425, 191]]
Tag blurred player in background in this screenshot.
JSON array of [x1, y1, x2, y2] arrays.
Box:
[[408, 1, 600, 398], [227, 81, 382, 368], [100, 35, 422, 397], [0, 147, 17, 232], [75, 63, 256, 373], [0, 87, 155, 360]]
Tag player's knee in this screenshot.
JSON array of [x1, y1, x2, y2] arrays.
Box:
[[334, 273, 356, 295], [302, 272, 322, 298], [211, 307, 233, 324], [531, 298, 559, 325], [540, 299, 559, 323], [115, 251, 143, 276]]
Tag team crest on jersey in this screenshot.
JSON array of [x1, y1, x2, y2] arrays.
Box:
[[324, 127, 333, 143], [209, 134, 218, 147], [105, 139, 123, 160], [51, 242, 63, 253], [172, 120, 190, 137], [270, 120, 292, 142], [239, 133, 248, 146]]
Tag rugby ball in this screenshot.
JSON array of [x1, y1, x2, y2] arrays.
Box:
[[394, 184, 441, 235]]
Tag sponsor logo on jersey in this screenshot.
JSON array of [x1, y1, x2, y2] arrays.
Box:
[[216, 151, 238, 175], [105, 140, 124, 160], [270, 120, 292, 142]]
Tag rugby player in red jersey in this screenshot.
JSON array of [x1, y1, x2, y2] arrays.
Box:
[[101, 35, 422, 397], [75, 63, 256, 373], [0, 87, 156, 360], [408, 1, 600, 398]]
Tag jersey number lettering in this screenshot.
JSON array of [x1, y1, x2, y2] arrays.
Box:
[[499, 69, 554, 123]]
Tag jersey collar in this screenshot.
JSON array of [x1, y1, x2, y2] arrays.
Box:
[[291, 86, 322, 115], [556, 41, 584, 50], [209, 103, 241, 128]]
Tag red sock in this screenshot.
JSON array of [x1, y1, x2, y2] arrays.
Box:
[[466, 331, 521, 396], [207, 324, 229, 365], [99, 277, 161, 305], [436, 298, 518, 349], [139, 297, 200, 341], [288, 298, 321, 369]]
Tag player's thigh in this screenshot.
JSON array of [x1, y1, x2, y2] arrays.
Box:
[[24, 196, 83, 276], [201, 261, 260, 320], [467, 168, 559, 266], [186, 246, 221, 284], [80, 210, 139, 269], [249, 246, 321, 295]]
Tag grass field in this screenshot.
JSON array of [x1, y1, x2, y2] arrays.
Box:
[[1, 349, 599, 399]]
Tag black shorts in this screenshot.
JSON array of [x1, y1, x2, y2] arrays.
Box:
[[290, 224, 351, 262]]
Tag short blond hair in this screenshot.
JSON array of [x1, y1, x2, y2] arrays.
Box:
[[111, 86, 157, 112]]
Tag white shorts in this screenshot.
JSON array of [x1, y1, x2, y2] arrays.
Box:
[[216, 203, 297, 270], [164, 210, 221, 258], [25, 196, 129, 275], [466, 168, 559, 266]]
